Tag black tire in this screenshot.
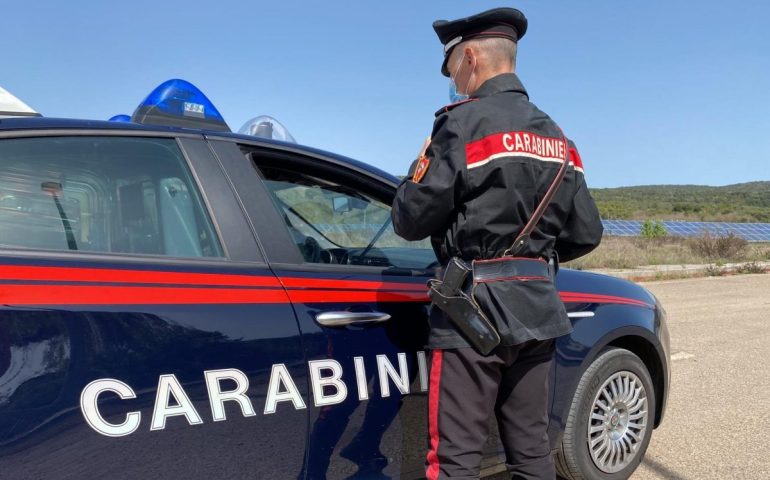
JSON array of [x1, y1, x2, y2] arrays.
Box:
[[555, 348, 655, 480]]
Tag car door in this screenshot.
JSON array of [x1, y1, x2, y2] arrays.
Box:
[[209, 138, 510, 479], [0, 132, 307, 479]]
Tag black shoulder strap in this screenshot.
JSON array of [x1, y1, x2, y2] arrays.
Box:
[[504, 127, 570, 257]]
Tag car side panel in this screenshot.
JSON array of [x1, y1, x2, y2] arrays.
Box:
[[0, 257, 308, 479], [272, 267, 432, 479], [548, 269, 665, 447]]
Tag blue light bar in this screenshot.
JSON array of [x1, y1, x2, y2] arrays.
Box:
[[131, 79, 230, 132], [108, 114, 131, 122]]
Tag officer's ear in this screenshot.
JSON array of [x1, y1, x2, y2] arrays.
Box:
[[461, 45, 479, 91], [462, 45, 477, 67]]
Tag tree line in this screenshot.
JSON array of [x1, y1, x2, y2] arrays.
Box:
[[590, 181, 770, 223]]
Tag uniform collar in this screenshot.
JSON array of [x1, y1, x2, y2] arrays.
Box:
[[471, 73, 528, 99]]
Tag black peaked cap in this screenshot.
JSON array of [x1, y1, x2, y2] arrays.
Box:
[[433, 7, 527, 77]]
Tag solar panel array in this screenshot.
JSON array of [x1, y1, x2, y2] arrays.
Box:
[[602, 220, 770, 242]]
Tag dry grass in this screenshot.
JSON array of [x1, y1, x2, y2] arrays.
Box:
[[565, 236, 770, 270], [685, 232, 748, 260]]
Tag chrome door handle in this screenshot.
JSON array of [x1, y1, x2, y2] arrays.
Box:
[[315, 311, 391, 327]]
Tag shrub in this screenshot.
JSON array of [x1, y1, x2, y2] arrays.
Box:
[[736, 261, 766, 274], [704, 264, 725, 276], [640, 220, 667, 240], [686, 231, 748, 261]]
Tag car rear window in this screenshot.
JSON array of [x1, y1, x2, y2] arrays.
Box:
[[0, 136, 223, 258]]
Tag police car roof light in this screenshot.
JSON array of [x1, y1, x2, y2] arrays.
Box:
[[131, 79, 230, 132], [238, 115, 296, 143], [108, 114, 131, 122]]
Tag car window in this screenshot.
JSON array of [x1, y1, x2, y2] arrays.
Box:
[[255, 164, 435, 269], [0, 136, 223, 258]]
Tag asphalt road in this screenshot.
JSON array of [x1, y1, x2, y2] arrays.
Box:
[[630, 274, 770, 480]]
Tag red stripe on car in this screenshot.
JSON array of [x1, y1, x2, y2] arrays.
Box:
[[0, 265, 282, 287], [0, 265, 651, 308], [0, 285, 290, 305], [279, 276, 427, 292], [560, 292, 652, 308], [0, 284, 429, 305], [0, 265, 427, 292]]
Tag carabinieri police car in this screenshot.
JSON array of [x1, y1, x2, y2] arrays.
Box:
[[0, 80, 669, 480]]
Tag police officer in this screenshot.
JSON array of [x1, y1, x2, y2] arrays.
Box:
[[391, 7, 603, 479]]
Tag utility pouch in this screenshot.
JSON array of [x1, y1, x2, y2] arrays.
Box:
[[428, 257, 501, 355]]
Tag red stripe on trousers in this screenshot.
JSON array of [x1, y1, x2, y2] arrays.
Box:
[[426, 349, 443, 480]]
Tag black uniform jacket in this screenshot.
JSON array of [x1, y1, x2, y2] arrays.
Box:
[[392, 73, 603, 349]]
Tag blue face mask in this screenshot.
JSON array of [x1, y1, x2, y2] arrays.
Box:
[[449, 78, 469, 104], [448, 53, 472, 103]]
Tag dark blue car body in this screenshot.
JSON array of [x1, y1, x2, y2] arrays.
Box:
[[0, 118, 669, 479]]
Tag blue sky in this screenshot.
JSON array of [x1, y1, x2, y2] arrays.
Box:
[[3, 0, 769, 187]]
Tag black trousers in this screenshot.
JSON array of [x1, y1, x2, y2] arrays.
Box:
[[425, 339, 556, 480]]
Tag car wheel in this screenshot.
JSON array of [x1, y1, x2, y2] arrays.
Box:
[[555, 347, 655, 480]]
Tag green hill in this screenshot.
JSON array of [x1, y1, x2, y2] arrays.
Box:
[[590, 181, 770, 223]]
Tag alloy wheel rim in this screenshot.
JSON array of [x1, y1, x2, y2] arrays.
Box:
[[587, 370, 648, 473]]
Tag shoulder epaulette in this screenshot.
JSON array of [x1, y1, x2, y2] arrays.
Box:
[[434, 98, 478, 117]]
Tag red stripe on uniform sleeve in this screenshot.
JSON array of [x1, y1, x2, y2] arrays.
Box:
[[464, 131, 567, 168], [569, 147, 584, 171], [465, 132, 508, 166]]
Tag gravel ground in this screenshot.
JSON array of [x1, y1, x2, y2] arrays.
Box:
[[630, 274, 770, 480]]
